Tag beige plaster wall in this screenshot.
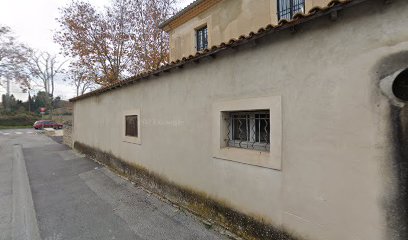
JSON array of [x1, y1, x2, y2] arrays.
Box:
[[74, 1, 408, 240], [169, 0, 334, 61]]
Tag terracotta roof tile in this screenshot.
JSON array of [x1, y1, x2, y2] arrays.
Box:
[[70, 0, 366, 102]]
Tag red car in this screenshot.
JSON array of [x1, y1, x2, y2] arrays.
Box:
[[33, 120, 63, 130]]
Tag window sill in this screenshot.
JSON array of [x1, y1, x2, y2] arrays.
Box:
[[214, 147, 279, 169], [122, 136, 141, 145], [212, 96, 282, 170]]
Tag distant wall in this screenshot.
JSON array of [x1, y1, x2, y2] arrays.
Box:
[[61, 116, 73, 148], [52, 115, 72, 124]]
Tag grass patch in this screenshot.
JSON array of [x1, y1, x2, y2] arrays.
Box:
[[0, 125, 33, 130]]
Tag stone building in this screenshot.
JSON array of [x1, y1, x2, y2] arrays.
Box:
[[69, 0, 408, 239]]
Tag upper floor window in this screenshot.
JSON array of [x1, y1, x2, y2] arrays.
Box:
[[196, 26, 208, 51], [277, 0, 305, 21]]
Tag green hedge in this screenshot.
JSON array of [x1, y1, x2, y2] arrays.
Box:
[[0, 112, 42, 126]]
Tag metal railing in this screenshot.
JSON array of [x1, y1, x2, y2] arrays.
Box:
[[225, 111, 270, 152], [277, 0, 305, 21], [196, 26, 208, 51]]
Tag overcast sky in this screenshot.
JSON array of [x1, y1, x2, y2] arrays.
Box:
[[0, 0, 194, 100]]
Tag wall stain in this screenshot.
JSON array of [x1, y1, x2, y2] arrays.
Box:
[[74, 141, 303, 240], [375, 51, 408, 240], [389, 105, 408, 240]]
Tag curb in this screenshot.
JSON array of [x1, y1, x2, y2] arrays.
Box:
[[12, 144, 41, 240]]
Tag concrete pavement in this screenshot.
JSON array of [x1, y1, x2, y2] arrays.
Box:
[[0, 131, 14, 240], [12, 144, 41, 240], [0, 130, 229, 240]]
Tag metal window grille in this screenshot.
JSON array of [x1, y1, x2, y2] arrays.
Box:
[[196, 26, 208, 51], [277, 0, 305, 21], [125, 115, 138, 137], [225, 110, 270, 152]]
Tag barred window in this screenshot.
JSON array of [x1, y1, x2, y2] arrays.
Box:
[[225, 110, 270, 152], [196, 26, 208, 51], [277, 0, 305, 21], [125, 115, 138, 137]]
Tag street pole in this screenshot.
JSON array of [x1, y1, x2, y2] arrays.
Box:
[[6, 78, 10, 111], [6, 78, 10, 96], [28, 91, 31, 113]]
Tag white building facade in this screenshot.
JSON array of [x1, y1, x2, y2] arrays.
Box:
[[70, 1, 408, 239]]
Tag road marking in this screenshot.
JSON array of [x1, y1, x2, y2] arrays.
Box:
[[1, 131, 37, 135]]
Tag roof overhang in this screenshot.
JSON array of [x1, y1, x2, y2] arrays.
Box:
[[159, 0, 222, 32]]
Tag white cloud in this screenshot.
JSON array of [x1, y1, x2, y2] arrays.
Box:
[[178, 0, 195, 9], [0, 0, 111, 54]]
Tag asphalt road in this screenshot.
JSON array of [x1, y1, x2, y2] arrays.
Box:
[[0, 129, 227, 240]]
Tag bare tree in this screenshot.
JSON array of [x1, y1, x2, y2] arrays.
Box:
[[27, 51, 66, 97], [75, 77, 96, 96], [67, 62, 98, 96], [0, 25, 31, 89], [26, 51, 66, 115]]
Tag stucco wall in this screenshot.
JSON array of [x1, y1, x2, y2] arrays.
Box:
[[73, 1, 408, 240], [169, 0, 334, 61]]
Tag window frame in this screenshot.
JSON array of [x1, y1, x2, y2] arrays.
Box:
[[125, 115, 139, 137], [123, 109, 141, 145], [277, 0, 305, 21], [212, 96, 282, 170], [196, 25, 208, 52]]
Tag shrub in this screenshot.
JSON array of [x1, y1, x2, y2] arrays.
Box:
[[0, 112, 42, 126]]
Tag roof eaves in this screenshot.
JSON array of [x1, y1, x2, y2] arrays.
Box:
[[159, 0, 205, 29]]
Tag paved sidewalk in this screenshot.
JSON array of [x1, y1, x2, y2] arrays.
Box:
[[1, 131, 227, 240], [0, 136, 13, 240]]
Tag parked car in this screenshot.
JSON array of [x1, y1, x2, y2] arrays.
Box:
[[33, 120, 63, 130]]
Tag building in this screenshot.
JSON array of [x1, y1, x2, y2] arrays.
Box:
[[69, 0, 408, 239], [160, 0, 335, 61]]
